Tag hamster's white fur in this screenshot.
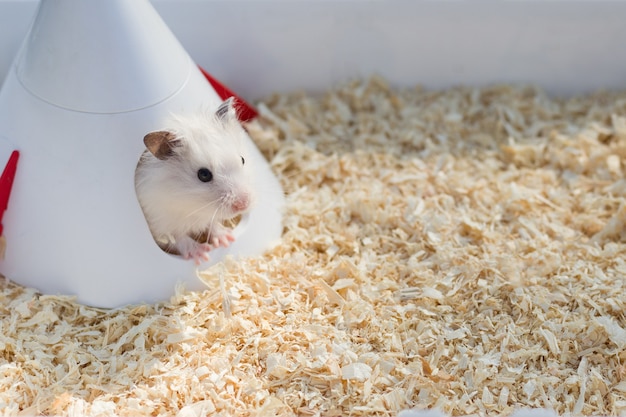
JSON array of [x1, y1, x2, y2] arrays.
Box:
[[135, 99, 254, 263]]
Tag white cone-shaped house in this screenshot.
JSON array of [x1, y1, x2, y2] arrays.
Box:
[[0, 0, 284, 307]]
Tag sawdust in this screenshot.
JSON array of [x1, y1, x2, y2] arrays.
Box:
[[2, 76, 626, 416]]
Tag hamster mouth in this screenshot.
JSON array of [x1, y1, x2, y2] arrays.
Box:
[[222, 214, 242, 229], [181, 214, 241, 251]]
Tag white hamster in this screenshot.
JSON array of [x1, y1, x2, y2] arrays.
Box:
[[134, 98, 254, 263]]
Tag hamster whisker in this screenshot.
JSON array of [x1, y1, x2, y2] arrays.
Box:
[[207, 206, 221, 233], [204, 205, 230, 244], [184, 198, 221, 219]]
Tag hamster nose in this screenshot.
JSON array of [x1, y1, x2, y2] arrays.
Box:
[[231, 194, 250, 212]]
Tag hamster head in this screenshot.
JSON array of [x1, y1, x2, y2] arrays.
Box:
[[137, 98, 254, 235]]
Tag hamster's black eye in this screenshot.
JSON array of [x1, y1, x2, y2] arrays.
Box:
[[197, 168, 213, 183], [241, 156, 245, 165]]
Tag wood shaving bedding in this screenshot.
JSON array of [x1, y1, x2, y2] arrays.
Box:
[[2, 76, 626, 416]]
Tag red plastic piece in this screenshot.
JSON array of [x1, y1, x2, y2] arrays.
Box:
[[199, 66, 259, 122], [0, 150, 19, 235]]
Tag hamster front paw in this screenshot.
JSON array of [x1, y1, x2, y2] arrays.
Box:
[[175, 235, 213, 265], [207, 224, 236, 249]]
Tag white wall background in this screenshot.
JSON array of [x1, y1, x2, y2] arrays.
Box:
[[1, 0, 625, 100]]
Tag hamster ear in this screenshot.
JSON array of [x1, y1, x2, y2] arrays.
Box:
[[215, 97, 237, 122], [143, 131, 178, 160]]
